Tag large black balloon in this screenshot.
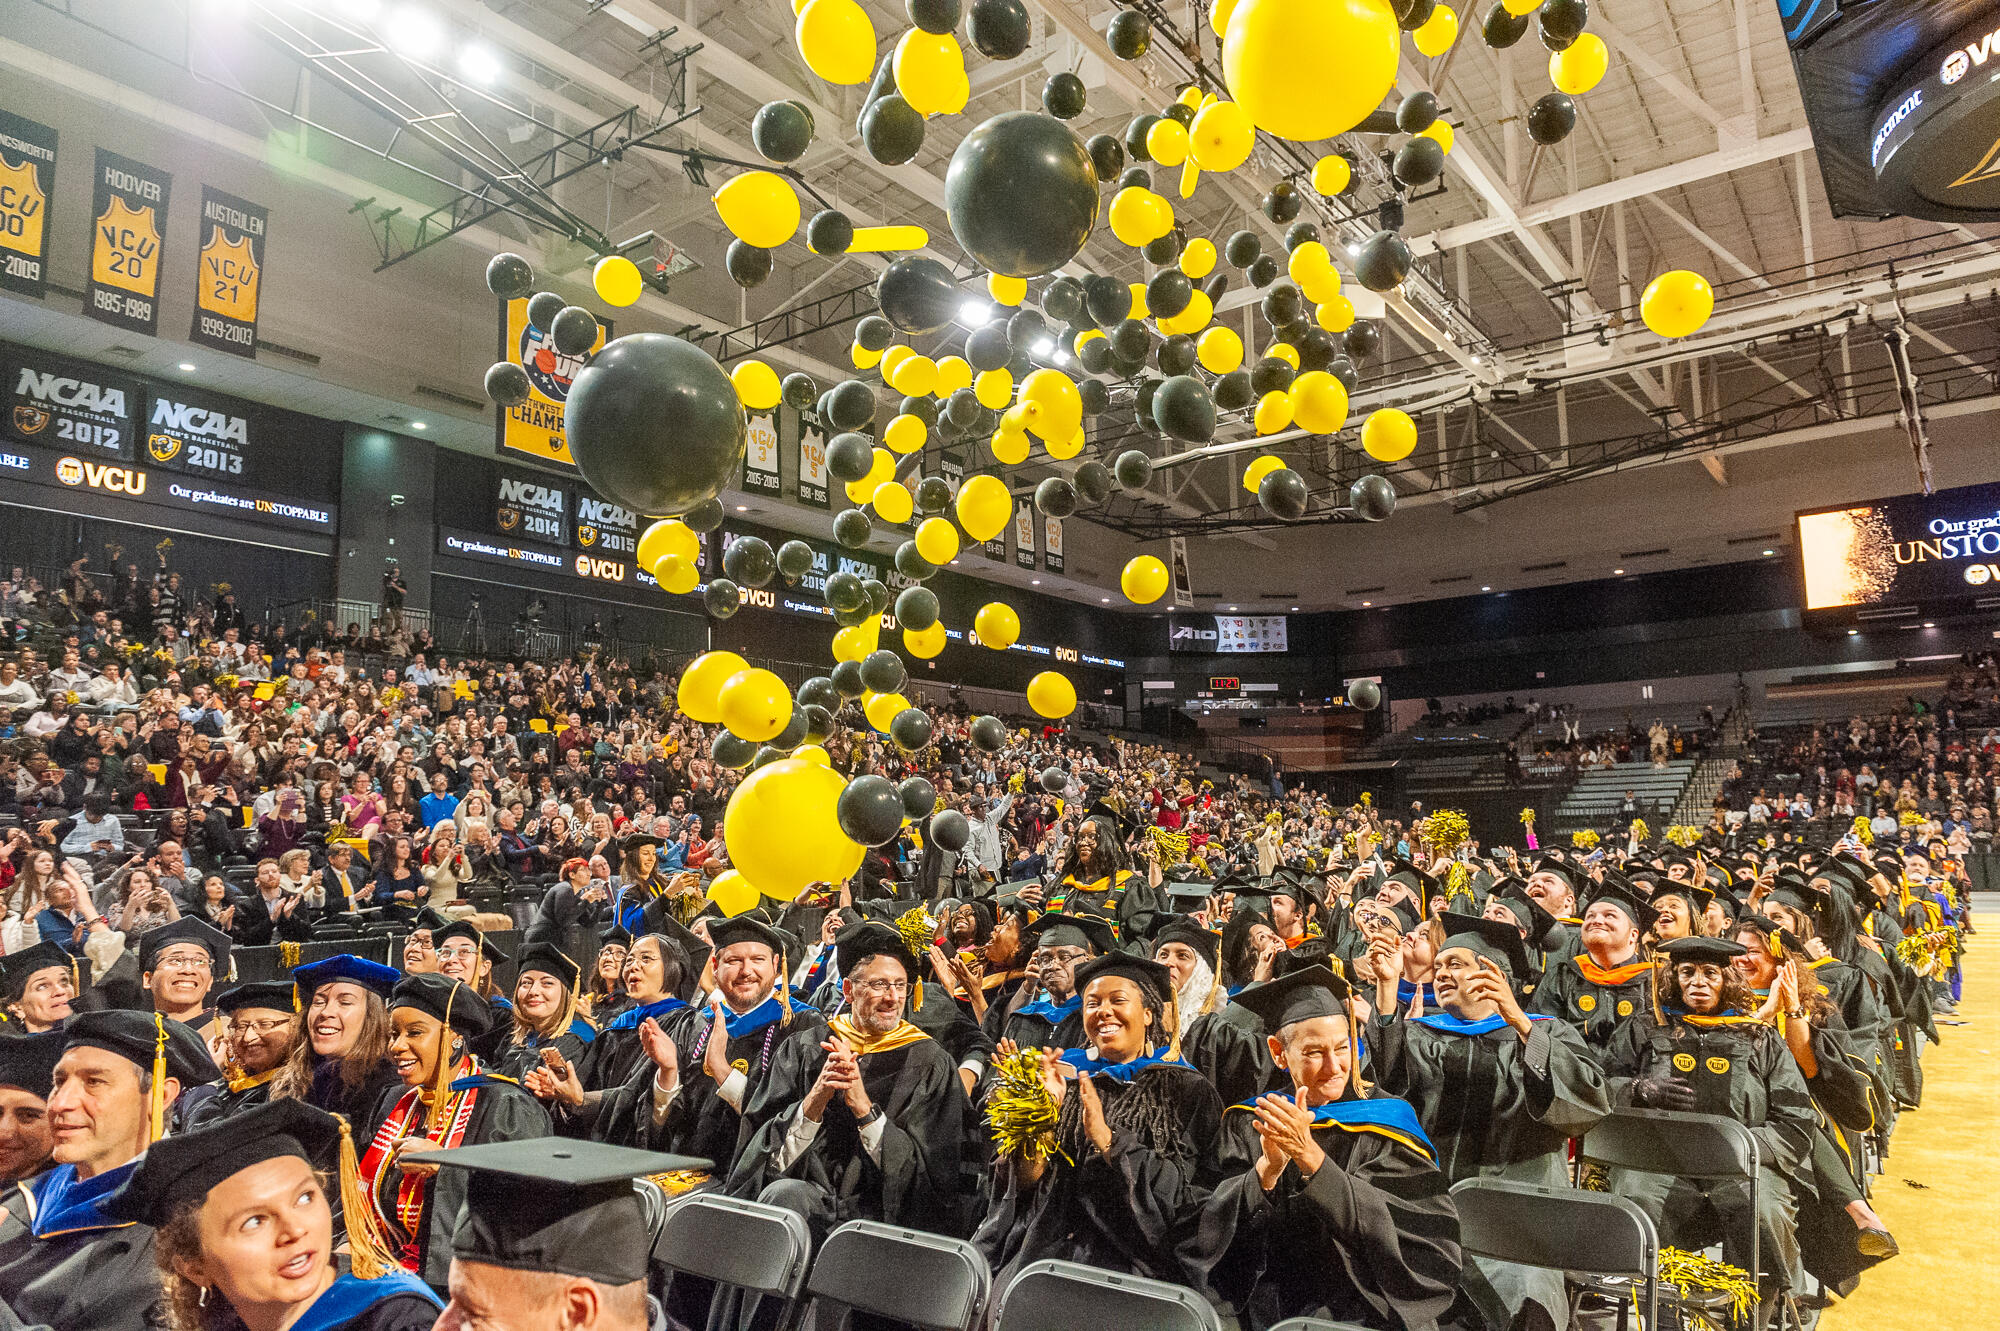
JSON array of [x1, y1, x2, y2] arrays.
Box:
[[564, 334, 745, 517], [1393, 136, 1446, 188], [1147, 270, 1194, 320], [833, 602, 873, 629], [1355, 230, 1414, 292], [751, 101, 814, 163], [800, 676, 843, 712], [1106, 10, 1151, 58], [1086, 133, 1125, 181], [862, 94, 926, 166], [861, 649, 908, 695], [832, 508, 873, 549], [965, 324, 1011, 373], [1263, 184, 1302, 224], [1327, 356, 1359, 395], [1284, 222, 1321, 254], [771, 707, 811, 753], [525, 291, 565, 330], [899, 776, 937, 819], [1484, 2, 1531, 47], [909, 0, 961, 33], [801, 703, 836, 745], [1527, 93, 1576, 145], [895, 541, 937, 581], [484, 361, 531, 406], [1085, 275, 1132, 326], [947, 113, 1099, 279], [825, 570, 866, 614], [1399, 0, 1438, 28], [1079, 338, 1114, 374], [864, 578, 892, 616], [916, 475, 953, 513], [855, 315, 896, 353], [1344, 321, 1382, 361], [1006, 308, 1047, 350], [776, 540, 815, 580], [1078, 377, 1111, 416], [1118, 165, 1153, 191], [1162, 101, 1195, 129], [1158, 334, 1197, 377], [890, 707, 934, 752], [826, 433, 875, 484], [838, 775, 906, 846], [1114, 449, 1154, 490], [1035, 476, 1078, 517], [877, 256, 961, 334], [1258, 467, 1309, 521], [1073, 459, 1113, 504], [1224, 230, 1263, 268], [899, 395, 938, 428], [1214, 369, 1256, 411], [929, 808, 970, 851], [1350, 473, 1397, 522], [808, 210, 855, 256], [1247, 255, 1280, 288], [723, 535, 777, 588], [1262, 283, 1303, 327], [1126, 115, 1160, 162], [704, 578, 742, 618], [830, 659, 867, 700], [1296, 328, 1337, 374], [683, 497, 725, 533], [1250, 356, 1296, 396], [970, 715, 1008, 752], [486, 253, 534, 299], [712, 731, 756, 770], [1043, 72, 1086, 119], [1397, 91, 1439, 134], [1541, 0, 1587, 42], [1042, 276, 1086, 325], [895, 584, 940, 631], [1154, 375, 1216, 443], [781, 372, 819, 410], [726, 241, 773, 288], [1202, 271, 1231, 306], [826, 381, 877, 431], [968, 0, 1031, 58], [1347, 678, 1383, 710]]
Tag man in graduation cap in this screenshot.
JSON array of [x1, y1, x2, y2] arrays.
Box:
[[1480, 877, 1562, 997], [0, 1033, 61, 1184], [0, 1009, 219, 1330], [137, 916, 236, 1049], [983, 913, 1116, 1051], [0, 943, 78, 1035], [180, 979, 299, 1131], [1529, 875, 1656, 1049], [1370, 914, 1611, 1331], [1206, 965, 1462, 1331], [1523, 857, 1584, 929]]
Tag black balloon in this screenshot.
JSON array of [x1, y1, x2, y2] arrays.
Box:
[[1541, 0, 1587, 42], [1355, 230, 1414, 292], [1086, 133, 1125, 181], [833, 602, 873, 629], [1214, 369, 1255, 411], [776, 539, 815, 580], [1284, 222, 1321, 253], [1296, 328, 1336, 373], [899, 776, 937, 819], [861, 648, 907, 694], [1107, 10, 1151, 58], [1079, 337, 1114, 374], [1224, 230, 1263, 268], [1154, 374, 1216, 443], [712, 731, 756, 770], [484, 361, 531, 406], [1143, 232, 1183, 266], [830, 659, 867, 700], [946, 112, 1099, 279], [865, 578, 892, 616], [826, 381, 877, 431], [895, 541, 937, 581], [825, 570, 866, 614], [878, 256, 962, 334], [890, 707, 934, 752], [752, 100, 814, 163], [1258, 467, 1309, 521], [895, 584, 940, 631], [1250, 356, 1296, 395], [1400, 0, 1437, 28], [899, 395, 938, 428], [968, 0, 1031, 58], [1007, 308, 1047, 351], [1042, 276, 1086, 325], [704, 578, 742, 618], [1248, 255, 1280, 287], [1085, 275, 1133, 326], [1073, 459, 1113, 504], [1263, 184, 1302, 223], [1344, 321, 1382, 361], [1484, 2, 1531, 47], [800, 676, 842, 712], [1158, 333, 1197, 377], [1147, 270, 1194, 320], [1111, 318, 1151, 363], [855, 315, 896, 352], [970, 714, 1007, 751], [726, 241, 773, 288], [1397, 90, 1439, 134], [771, 708, 810, 752], [929, 807, 970, 850], [565, 334, 745, 518], [862, 93, 926, 166], [1527, 92, 1576, 144], [781, 372, 819, 409], [1350, 473, 1397, 522], [1035, 476, 1078, 517], [1118, 166, 1153, 191], [683, 497, 725, 533], [916, 475, 954, 513], [838, 774, 906, 846], [909, 0, 961, 32], [1126, 115, 1160, 162], [808, 210, 855, 256], [801, 703, 836, 745], [1348, 677, 1383, 710], [1043, 72, 1087, 119], [525, 290, 564, 330], [1078, 377, 1111, 416], [1162, 101, 1196, 128], [1114, 448, 1153, 490], [486, 253, 534, 299], [966, 324, 1012, 372], [1202, 271, 1231, 306], [1328, 356, 1359, 394], [723, 535, 777, 588], [1393, 136, 1446, 188], [1262, 283, 1303, 327], [826, 435, 875, 486], [1039, 766, 1067, 792]]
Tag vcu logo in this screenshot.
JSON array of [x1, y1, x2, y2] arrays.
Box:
[[11, 405, 47, 436], [147, 432, 182, 463], [577, 524, 598, 548], [574, 554, 624, 582], [57, 455, 146, 494]]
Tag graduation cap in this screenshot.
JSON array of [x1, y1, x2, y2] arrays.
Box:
[[1581, 876, 1657, 933], [1528, 856, 1583, 895], [597, 925, 635, 950], [387, 973, 494, 1040], [64, 1011, 219, 1142], [1149, 916, 1221, 971], [104, 1095, 332, 1221], [292, 953, 400, 1005], [1733, 913, 1806, 958], [707, 915, 788, 959], [1648, 879, 1714, 918], [1018, 913, 1116, 957], [1360, 894, 1422, 934], [1380, 859, 1438, 902], [0, 941, 78, 1005], [1486, 877, 1559, 946], [1164, 881, 1217, 907], [138, 917, 232, 978], [1656, 936, 1748, 966], [1231, 964, 1352, 1035], [409, 906, 457, 933], [437, 1138, 711, 1286], [0, 1031, 63, 1095], [649, 914, 713, 988], [1070, 952, 1176, 1008], [514, 942, 582, 991], [832, 921, 918, 981], [1435, 912, 1530, 979], [213, 981, 298, 1016], [1766, 869, 1828, 921], [433, 920, 507, 965]]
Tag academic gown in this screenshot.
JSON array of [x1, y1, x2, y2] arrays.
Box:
[[305, 1056, 409, 1144], [1807, 957, 1894, 1112], [1178, 1005, 1282, 1108], [1204, 1094, 1461, 1331], [577, 996, 691, 1092], [1769, 1008, 1892, 1296], [1043, 870, 1162, 948], [0, 1161, 161, 1331], [179, 1068, 279, 1131], [275, 1271, 443, 1331], [982, 989, 1084, 1052], [1528, 953, 1653, 1049], [486, 1022, 591, 1085]]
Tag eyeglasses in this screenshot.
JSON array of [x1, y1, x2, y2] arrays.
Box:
[[234, 1017, 293, 1036], [853, 978, 909, 997], [155, 951, 212, 972]]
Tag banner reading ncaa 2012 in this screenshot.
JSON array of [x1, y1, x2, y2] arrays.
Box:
[[84, 148, 171, 336], [496, 297, 608, 468], [190, 185, 268, 358], [0, 110, 57, 300]]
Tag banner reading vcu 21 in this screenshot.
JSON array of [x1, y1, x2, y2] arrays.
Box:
[[0, 110, 57, 300], [190, 186, 267, 358], [84, 149, 171, 337]]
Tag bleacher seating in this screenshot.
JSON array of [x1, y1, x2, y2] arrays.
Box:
[[1548, 759, 1696, 833]]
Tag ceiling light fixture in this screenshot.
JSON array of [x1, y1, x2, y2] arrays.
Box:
[[1361, 600, 1371, 607], [734, 505, 749, 512], [176, 362, 196, 373], [384, 6, 445, 59], [1481, 585, 1491, 591], [958, 300, 991, 324], [410, 421, 427, 430], [1762, 548, 1775, 556], [457, 43, 503, 84], [1613, 567, 1624, 575]]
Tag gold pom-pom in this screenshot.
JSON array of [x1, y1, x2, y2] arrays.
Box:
[[1851, 815, 1873, 846], [895, 906, 937, 957], [1628, 818, 1650, 843], [1658, 1248, 1758, 1324], [1419, 809, 1470, 856], [1572, 829, 1600, 851], [986, 1049, 1064, 1163], [1519, 807, 1536, 826]]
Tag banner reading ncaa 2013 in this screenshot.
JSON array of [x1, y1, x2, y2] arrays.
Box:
[[495, 297, 608, 468], [190, 186, 268, 358], [0, 110, 57, 300], [84, 148, 171, 336]]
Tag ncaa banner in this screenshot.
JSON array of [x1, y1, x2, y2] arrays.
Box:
[[84, 148, 171, 336], [2, 345, 137, 461], [1044, 515, 1064, 573], [1014, 504, 1037, 569], [1170, 534, 1194, 607], [744, 409, 781, 495], [796, 406, 829, 508], [0, 110, 57, 299], [190, 185, 267, 358], [496, 297, 607, 468]]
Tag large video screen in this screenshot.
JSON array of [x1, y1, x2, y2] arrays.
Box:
[[1797, 480, 2000, 609]]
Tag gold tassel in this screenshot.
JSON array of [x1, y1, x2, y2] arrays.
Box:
[[336, 1115, 393, 1280], [147, 1013, 169, 1143], [292, 983, 302, 1015], [426, 987, 457, 1137], [778, 945, 794, 1028], [278, 941, 301, 970], [1345, 994, 1371, 1094]]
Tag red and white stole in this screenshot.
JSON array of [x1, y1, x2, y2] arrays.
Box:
[[359, 1062, 482, 1270]]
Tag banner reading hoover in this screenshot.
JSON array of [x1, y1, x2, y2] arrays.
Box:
[[84, 148, 171, 336]]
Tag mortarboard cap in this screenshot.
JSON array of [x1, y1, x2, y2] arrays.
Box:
[[1070, 953, 1176, 1007], [1018, 913, 1116, 957], [293, 953, 400, 1005], [139, 917, 232, 978], [1657, 936, 1748, 966], [1582, 876, 1657, 933], [1149, 917, 1222, 971], [833, 921, 919, 981], [706, 915, 788, 959], [0, 1030, 63, 1095], [432, 920, 507, 965], [387, 973, 494, 1039], [213, 981, 298, 1016], [63, 1010, 219, 1086], [1230, 964, 1352, 1035], [1649, 879, 1714, 917], [0, 941, 78, 1004], [1164, 881, 1217, 906], [514, 942, 582, 991], [102, 1097, 345, 1227], [1436, 911, 1530, 979]]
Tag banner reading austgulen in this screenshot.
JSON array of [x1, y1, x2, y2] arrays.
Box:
[[84, 148, 171, 336], [190, 185, 268, 358], [0, 110, 57, 300], [495, 298, 607, 468]]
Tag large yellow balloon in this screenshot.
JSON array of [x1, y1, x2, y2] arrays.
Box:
[[991, 427, 1030, 465], [1026, 671, 1076, 720], [723, 758, 865, 899], [592, 255, 644, 307], [1127, 282, 1150, 320], [794, 0, 876, 85], [1288, 241, 1333, 288], [1242, 453, 1286, 494], [833, 624, 875, 662], [1254, 391, 1294, 434], [914, 516, 961, 565], [1211, 0, 1239, 35], [873, 480, 914, 524], [974, 601, 1019, 649], [1290, 371, 1350, 433], [1310, 154, 1352, 196], [957, 474, 1013, 542], [1502, 0, 1538, 13], [637, 519, 698, 574], [1189, 100, 1256, 171], [1197, 326, 1244, 374], [864, 691, 910, 732], [1316, 295, 1355, 332], [706, 869, 761, 917], [904, 622, 946, 659], [1640, 270, 1714, 339], [1110, 187, 1169, 247], [1224, 0, 1399, 142], [1019, 369, 1081, 443], [891, 354, 938, 397], [1266, 342, 1300, 369], [895, 29, 966, 116], [879, 344, 914, 382], [1046, 428, 1084, 461], [719, 668, 793, 742], [851, 341, 884, 369], [1361, 408, 1417, 462], [655, 553, 699, 595], [677, 651, 749, 724], [1551, 33, 1608, 95], [731, 359, 782, 410], [975, 367, 1014, 410], [1180, 237, 1218, 279], [1413, 4, 1458, 57], [845, 447, 895, 506], [884, 413, 927, 454], [1121, 555, 1170, 604], [713, 172, 801, 249], [934, 355, 973, 396]]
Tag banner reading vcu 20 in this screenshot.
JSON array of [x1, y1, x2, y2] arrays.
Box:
[[495, 297, 607, 468], [84, 148, 171, 337], [0, 110, 57, 300], [190, 185, 267, 358]]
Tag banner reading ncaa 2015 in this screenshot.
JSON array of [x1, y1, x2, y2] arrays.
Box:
[[84, 148, 171, 337], [496, 297, 608, 468], [0, 110, 57, 300], [190, 185, 268, 358]]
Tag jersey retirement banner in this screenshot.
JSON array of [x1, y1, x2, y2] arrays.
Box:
[[190, 185, 267, 358], [0, 110, 57, 300], [84, 148, 171, 336], [495, 297, 607, 468]]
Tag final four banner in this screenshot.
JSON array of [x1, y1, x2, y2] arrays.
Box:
[[190, 185, 267, 358], [0, 110, 57, 300], [84, 148, 171, 337]]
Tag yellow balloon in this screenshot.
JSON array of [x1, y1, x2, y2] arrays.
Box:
[[1110, 187, 1164, 247], [987, 272, 1026, 306], [879, 344, 914, 382], [904, 622, 946, 659], [894, 29, 966, 117], [731, 359, 782, 410], [1287, 241, 1333, 288], [637, 519, 698, 574], [1160, 290, 1213, 335], [1289, 370, 1350, 433], [851, 341, 884, 369], [1299, 267, 1342, 307], [1146, 117, 1191, 167], [873, 480, 914, 523], [833, 624, 874, 662], [1267, 342, 1300, 368], [1254, 391, 1294, 434], [1413, 4, 1458, 57], [1197, 326, 1244, 374], [1223, 0, 1399, 142], [1128, 282, 1150, 320], [1242, 453, 1286, 494], [713, 171, 801, 249], [676, 650, 748, 724], [706, 869, 761, 917], [719, 668, 793, 743], [975, 367, 1014, 410], [884, 414, 926, 455], [864, 691, 910, 732], [1310, 153, 1352, 196], [890, 354, 937, 397], [1551, 31, 1608, 95], [1189, 100, 1256, 172], [1316, 295, 1355, 332], [1211, 0, 1239, 35], [794, 0, 876, 84], [1180, 237, 1218, 279], [793, 744, 831, 767], [592, 255, 644, 307], [973, 601, 1020, 649], [991, 427, 1030, 465], [915, 515, 961, 565], [1418, 121, 1454, 154], [1361, 407, 1417, 462], [1046, 428, 1084, 461], [1073, 328, 1104, 355], [957, 474, 1013, 542], [1026, 671, 1076, 720], [723, 758, 865, 899], [655, 553, 699, 595], [1502, 0, 1538, 13], [934, 355, 973, 396], [1019, 368, 1082, 443], [1120, 555, 1170, 604], [1640, 270, 1715, 339]]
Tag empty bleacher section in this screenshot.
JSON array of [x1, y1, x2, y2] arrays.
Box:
[[1546, 759, 1698, 835]]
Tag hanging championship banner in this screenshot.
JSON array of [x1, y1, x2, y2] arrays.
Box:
[[1014, 504, 1037, 569], [495, 298, 607, 468], [1044, 515, 1064, 573], [744, 410, 781, 495], [0, 110, 57, 299], [797, 406, 829, 508], [1170, 534, 1194, 607], [84, 149, 170, 336], [2, 345, 137, 461], [189, 185, 267, 358], [940, 447, 965, 489]]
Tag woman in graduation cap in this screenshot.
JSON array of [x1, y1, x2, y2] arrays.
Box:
[[271, 955, 404, 1142], [974, 952, 1226, 1291], [1602, 937, 1818, 1314], [1768, 868, 1899, 1111], [579, 927, 632, 1023], [106, 1098, 441, 1331], [358, 973, 552, 1290], [1529, 876, 1656, 1049], [1151, 915, 1278, 1109], [180, 981, 300, 1132], [487, 942, 595, 1084], [1647, 878, 1713, 945], [1205, 965, 1461, 1331], [1368, 914, 1609, 1331], [564, 929, 698, 1094], [1040, 804, 1163, 946]]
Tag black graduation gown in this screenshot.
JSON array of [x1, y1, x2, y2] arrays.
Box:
[[252, 1271, 443, 1331], [1044, 870, 1162, 947], [982, 989, 1084, 1052], [1204, 1098, 1462, 1331], [577, 997, 693, 1092], [1178, 1006, 1282, 1108], [486, 1024, 590, 1085], [305, 1055, 408, 1143], [180, 1071, 277, 1131], [1528, 953, 1653, 1049], [0, 1162, 162, 1331]]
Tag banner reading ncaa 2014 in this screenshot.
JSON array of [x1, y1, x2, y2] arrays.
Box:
[[84, 148, 171, 336], [0, 110, 57, 300], [190, 185, 268, 358], [495, 297, 608, 468]]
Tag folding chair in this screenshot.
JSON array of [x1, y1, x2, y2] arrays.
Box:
[[1449, 1177, 1659, 1331], [1268, 1319, 1373, 1331], [653, 1194, 813, 1331], [993, 1259, 1220, 1331], [805, 1220, 990, 1331]]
